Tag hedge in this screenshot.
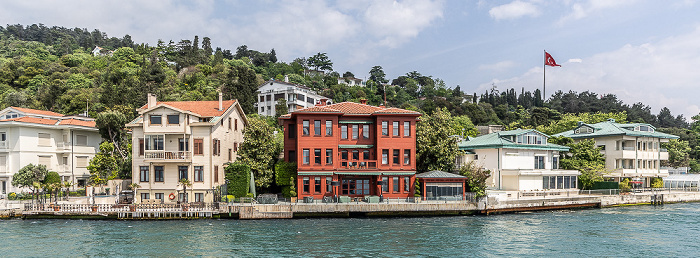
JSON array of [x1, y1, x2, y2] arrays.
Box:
[[225, 162, 251, 197]]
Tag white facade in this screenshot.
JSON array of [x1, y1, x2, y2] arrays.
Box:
[[0, 107, 99, 194], [128, 94, 247, 204], [337, 77, 365, 87], [256, 79, 330, 116]]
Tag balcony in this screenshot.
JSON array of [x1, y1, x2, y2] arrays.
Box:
[[622, 146, 635, 151], [340, 161, 378, 170], [144, 150, 191, 161], [56, 142, 71, 151], [0, 141, 7, 149]]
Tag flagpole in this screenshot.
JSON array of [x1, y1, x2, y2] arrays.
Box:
[[543, 50, 546, 102]]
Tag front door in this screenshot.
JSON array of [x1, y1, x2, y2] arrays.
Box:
[[341, 177, 371, 196]]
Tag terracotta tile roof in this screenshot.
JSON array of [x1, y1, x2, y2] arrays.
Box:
[[58, 119, 97, 128], [10, 107, 64, 117], [140, 100, 237, 117], [292, 102, 420, 116], [0, 117, 58, 125]]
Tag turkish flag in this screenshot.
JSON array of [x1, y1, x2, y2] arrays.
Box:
[[545, 51, 561, 67]]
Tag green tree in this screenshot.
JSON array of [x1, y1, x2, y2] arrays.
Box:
[[537, 112, 627, 135], [274, 161, 297, 197], [459, 161, 491, 198], [238, 115, 283, 189], [12, 163, 49, 192], [307, 52, 333, 72], [87, 142, 120, 190], [452, 115, 478, 138], [94, 109, 132, 178], [416, 107, 459, 172], [275, 98, 288, 119], [662, 139, 691, 168], [551, 137, 607, 190]]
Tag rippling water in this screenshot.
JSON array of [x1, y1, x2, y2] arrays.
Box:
[[2, 203, 699, 257]]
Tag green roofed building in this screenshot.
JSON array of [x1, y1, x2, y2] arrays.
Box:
[[457, 129, 579, 192], [555, 119, 679, 186]]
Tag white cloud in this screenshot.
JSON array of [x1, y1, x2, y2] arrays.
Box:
[[363, 0, 444, 48], [568, 58, 582, 63], [489, 0, 541, 21], [479, 25, 700, 119], [479, 60, 516, 71], [559, 0, 637, 24]]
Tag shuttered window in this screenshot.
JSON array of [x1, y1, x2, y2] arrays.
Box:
[[38, 156, 51, 168], [38, 133, 51, 146], [194, 139, 204, 155], [75, 135, 88, 146], [76, 156, 88, 167]]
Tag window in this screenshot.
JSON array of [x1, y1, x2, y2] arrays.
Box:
[[288, 150, 296, 163], [363, 125, 369, 139], [228, 117, 232, 130], [314, 149, 321, 164], [214, 166, 219, 183], [0, 132, 5, 142], [228, 149, 232, 162], [352, 125, 359, 139], [404, 177, 410, 192], [341, 150, 348, 160], [167, 114, 179, 125], [393, 121, 399, 136], [535, 156, 545, 169], [382, 177, 389, 192], [404, 121, 410, 136], [326, 177, 333, 193], [76, 156, 88, 167], [382, 150, 388, 164], [303, 149, 310, 164], [363, 150, 370, 160], [404, 149, 410, 165], [213, 139, 220, 156], [194, 193, 204, 202], [75, 135, 88, 146], [393, 177, 399, 192], [178, 166, 188, 180], [341, 125, 348, 139], [326, 149, 333, 164], [315, 177, 322, 193], [303, 177, 310, 193], [140, 166, 149, 182], [155, 193, 164, 200], [194, 139, 203, 155], [288, 124, 296, 139], [552, 156, 559, 169], [352, 150, 359, 161], [382, 121, 388, 136], [393, 150, 400, 165], [150, 115, 162, 125], [574, 126, 594, 134], [179, 138, 189, 152], [141, 193, 150, 200], [326, 120, 333, 136], [314, 120, 321, 136], [145, 135, 164, 150], [194, 166, 204, 182], [517, 132, 546, 145], [38, 133, 51, 146], [154, 166, 164, 182], [302, 120, 310, 136], [139, 138, 144, 156], [235, 119, 238, 131]]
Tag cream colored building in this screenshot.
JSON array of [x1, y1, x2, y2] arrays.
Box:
[[0, 107, 99, 194], [127, 94, 247, 203], [555, 119, 678, 186], [457, 129, 580, 192]]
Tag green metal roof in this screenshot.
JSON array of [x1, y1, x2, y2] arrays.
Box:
[[554, 121, 679, 139], [338, 144, 374, 149], [415, 170, 466, 179], [458, 129, 569, 151], [338, 120, 374, 124]]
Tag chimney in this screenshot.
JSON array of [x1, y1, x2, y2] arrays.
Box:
[[218, 92, 223, 111], [360, 99, 367, 105], [147, 93, 157, 108], [607, 118, 615, 122], [284, 75, 289, 83], [317, 98, 328, 106], [577, 121, 584, 126]]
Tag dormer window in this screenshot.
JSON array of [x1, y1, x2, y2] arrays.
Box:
[[574, 126, 594, 134], [150, 115, 162, 125], [516, 132, 547, 145], [635, 125, 654, 132], [4, 113, 20, 119], [167, 114, 179, 125]]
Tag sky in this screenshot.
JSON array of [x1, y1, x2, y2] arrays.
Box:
[[1, 0, 699, 119]]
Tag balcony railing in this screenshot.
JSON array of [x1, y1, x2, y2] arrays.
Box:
[[621, 147, 635, 151], [144, 151, 191, 160], [340, 161, 377, 170], [0, 141, 6, 149], [660, 148, 668, 152]]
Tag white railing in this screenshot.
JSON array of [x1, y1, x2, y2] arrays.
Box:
[[144, 151, 191, 160]]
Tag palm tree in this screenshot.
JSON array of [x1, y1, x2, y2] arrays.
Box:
[[178, 179, 192, 204], [129, 183, 141, 204]]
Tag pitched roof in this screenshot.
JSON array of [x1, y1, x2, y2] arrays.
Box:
[[459, 129, 569, 151], [140, 100, 238, 117], [416, 170, 467, 179], [291, 102, 420, 116], [58, 119, 97, 128], [10, 107, 64, 117], [0, 117, 59, 125], [555, 121, 679, 139]]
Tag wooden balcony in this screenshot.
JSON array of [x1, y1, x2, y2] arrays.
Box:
[[340, 161, 378, 170]]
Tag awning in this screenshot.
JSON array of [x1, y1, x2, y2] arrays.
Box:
[[630, 181, 644, 184], [338, 120, 374, 124], [336, 172, 382, 175], [338, 145, 374, 149], [298, 171, 334, 175]]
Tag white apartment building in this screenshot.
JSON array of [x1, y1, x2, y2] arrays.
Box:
[[256, 76, 330, 116], [127, 93, 247, 204], [555, 119, 678, 186], [337, 77, 365, 87], [457, 129, 580, 192], [0, 107, 100, 194]]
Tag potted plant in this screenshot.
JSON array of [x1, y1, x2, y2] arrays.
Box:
[[90, 205, 99, 212], [179, 179, 192, 211]]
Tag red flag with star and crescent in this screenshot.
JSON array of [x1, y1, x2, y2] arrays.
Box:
[[545, 51, 561, 67]]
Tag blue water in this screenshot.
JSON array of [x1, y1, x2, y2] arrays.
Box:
[[2, 203, 699, 257]]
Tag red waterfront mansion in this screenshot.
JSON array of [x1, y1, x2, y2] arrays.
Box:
[[279, 100, 421, 199]]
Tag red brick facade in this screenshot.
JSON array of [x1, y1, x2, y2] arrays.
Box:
[[280, 101, 421, 199]]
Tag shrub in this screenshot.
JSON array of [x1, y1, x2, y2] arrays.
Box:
[[225, 162, 251, 197], [619, 178, 631, 192], [275, 161, 297, 197], [651, 177, 663, 188], [8, 192, 17, 200]]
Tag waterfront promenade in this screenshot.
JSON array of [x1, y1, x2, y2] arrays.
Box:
[[4, 188, 700, 219]]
